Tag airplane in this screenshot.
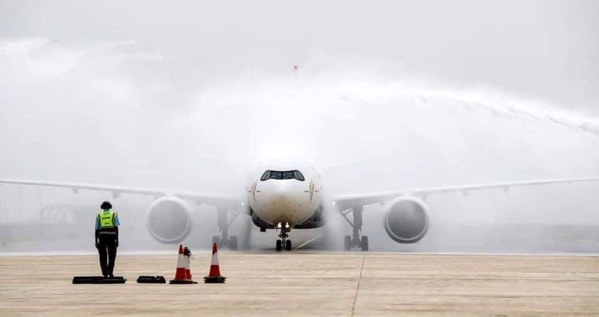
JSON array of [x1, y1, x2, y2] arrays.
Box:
[[2, 160, 599, 251]]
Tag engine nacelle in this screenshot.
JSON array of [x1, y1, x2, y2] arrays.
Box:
[[146, 197, 193, 244], [384, 196, 430, 244]]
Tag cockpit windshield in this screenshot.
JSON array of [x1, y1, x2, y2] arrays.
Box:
[[260, 170, 305, 181]]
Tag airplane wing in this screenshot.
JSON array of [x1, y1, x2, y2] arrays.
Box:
[[0, 179, 244, 210], [332, 177, 599, 210]]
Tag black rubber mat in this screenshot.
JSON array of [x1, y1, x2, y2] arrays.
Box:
[[137, 276, 166, 284], [72, 276, 126, 284]]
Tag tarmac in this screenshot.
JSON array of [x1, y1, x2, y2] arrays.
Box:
[[0, 252, 598, 316]]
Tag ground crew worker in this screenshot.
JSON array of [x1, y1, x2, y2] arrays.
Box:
[[95, 201, 120, 278]]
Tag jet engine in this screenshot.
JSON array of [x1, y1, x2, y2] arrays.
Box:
[[146, 197, 193, 244], [383, 196, 430, 243]]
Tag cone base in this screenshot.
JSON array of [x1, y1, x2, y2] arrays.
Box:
[[204, 276, 226, 283], [169, 279, 198, 284]]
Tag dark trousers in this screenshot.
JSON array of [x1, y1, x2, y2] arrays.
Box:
[[97, 234, 117, 277]]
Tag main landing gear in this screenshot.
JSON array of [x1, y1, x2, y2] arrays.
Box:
[[339, 206, 369, 251], [275, 222, 292, 251], [212, 208, 239, 250]]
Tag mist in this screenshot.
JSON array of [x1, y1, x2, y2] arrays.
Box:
[[1, 1, 598, 254]]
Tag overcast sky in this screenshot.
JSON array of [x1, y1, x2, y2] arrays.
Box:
[[1, 0, 598, 111]]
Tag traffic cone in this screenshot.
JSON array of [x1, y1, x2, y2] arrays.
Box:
[[169, 245, 197, 284], [204, 242, 226, 283], [183, 246, 194, 281]]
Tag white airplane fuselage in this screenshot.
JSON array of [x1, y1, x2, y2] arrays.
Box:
[[246, 164, 323, 227]]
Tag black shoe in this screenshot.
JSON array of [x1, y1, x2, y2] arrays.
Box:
[[103, 274, 108, 278], [109, 274, 114, 278]]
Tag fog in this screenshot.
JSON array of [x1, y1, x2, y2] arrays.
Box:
[[1, 1, 598, 254]]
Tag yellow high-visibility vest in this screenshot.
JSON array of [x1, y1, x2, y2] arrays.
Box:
[[98, 211, 116, 229]]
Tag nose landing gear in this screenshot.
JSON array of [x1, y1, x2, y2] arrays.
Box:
[[275, 222, 292, 251]]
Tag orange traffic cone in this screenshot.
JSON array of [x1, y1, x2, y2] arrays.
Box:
[[204, 242, 226, 283], [169, 245, 197, 284], [183, 246, 194, 281]]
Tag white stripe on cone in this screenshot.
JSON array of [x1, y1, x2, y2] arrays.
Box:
[[177, 250, 186, 269], [211, 247, 219, 265], [185, 253, 192, 279]]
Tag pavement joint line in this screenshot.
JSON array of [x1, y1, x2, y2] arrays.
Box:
[[351, 254, 366, 317]]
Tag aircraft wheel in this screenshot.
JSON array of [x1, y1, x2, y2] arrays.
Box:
[[360, 236, 369, 252], [229, 235, 238, 250], [285, 240, 292, 251], [344, 235, 351, 251], [212, 235, 221, 246], [276, 239, 282, 251]]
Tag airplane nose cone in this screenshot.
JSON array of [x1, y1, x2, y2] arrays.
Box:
[[265, 180, 293, 196], [256, 181, 310, 224], [270, 186, 296, 209]]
